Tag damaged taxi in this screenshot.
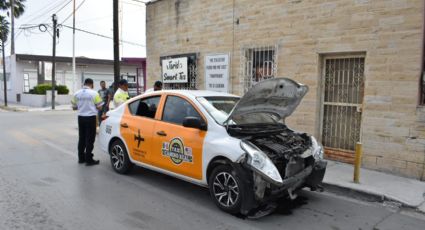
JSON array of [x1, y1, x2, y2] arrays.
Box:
[[99, 78, 327, 216]]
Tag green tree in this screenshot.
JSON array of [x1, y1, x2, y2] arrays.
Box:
[[0, 16, 9, 41], [0, 0, 25, 17], [1, 0, 25, 55], [0, 15, 9, 106]]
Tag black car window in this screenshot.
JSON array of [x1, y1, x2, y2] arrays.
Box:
[[162, 96, 203, 125], [128, 96, 161, 119]]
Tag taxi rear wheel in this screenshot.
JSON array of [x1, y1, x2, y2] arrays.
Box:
[[208, 165, 243, 214], [109, 140, 133, 174]]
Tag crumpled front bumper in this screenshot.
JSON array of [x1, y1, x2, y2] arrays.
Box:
[[267, 160, 327, 197], [238, 159, 327, 216]]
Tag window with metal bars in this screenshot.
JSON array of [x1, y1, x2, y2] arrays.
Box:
[[240, 45, 277, 94]]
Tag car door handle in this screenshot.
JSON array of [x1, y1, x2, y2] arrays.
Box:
[[120, 123, 129, 128], [156, 131, 167, 136]]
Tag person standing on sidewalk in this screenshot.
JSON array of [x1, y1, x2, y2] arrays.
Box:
[[71, 78, 104, 166], [98, 81, 111, 125], [113, 79, 130, 108]]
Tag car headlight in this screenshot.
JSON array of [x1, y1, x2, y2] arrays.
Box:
[[310, 136, 324, 160], [240, 141, 283, 185]]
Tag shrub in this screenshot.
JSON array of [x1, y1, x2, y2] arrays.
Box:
[[56, 85, 69, 95], [31, 84, 69, 95], [32, 84, 52, 95]]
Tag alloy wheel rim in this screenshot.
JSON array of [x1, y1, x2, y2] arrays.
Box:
[[213, 172, 239, 207], [111, 145, 125, 170]]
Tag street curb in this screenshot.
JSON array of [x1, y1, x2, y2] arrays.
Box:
[[322, 182, 425, 214], [0, 105, 27, 112], [0, 105, 74, 112]]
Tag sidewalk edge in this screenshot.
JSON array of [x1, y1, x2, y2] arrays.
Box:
[[322, 182, 425, 214], [0, 105, 27, 112]]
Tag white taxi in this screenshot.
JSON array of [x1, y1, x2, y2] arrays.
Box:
[[99, 78, 327, 216]]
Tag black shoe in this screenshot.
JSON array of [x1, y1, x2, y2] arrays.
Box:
[[86, 159, 100, 166], [78, 159, 86, 164]]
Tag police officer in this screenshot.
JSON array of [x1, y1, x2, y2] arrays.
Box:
[[71, 78, 104, 166], [113, 79, 130, 107]]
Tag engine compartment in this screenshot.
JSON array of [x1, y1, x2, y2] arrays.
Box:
[[228, 124, 312, 161], [228, 123, 313, 179], [249, 132, 311, 161]]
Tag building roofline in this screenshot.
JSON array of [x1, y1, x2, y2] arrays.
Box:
[[15, 54, 139, 66]]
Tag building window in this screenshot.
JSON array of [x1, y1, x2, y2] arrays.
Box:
[[240, 45, 278, 94], [44, 62, 53, 81], [23, 73, 30, 93]]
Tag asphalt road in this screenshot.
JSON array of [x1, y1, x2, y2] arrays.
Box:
[[1, 110, 424, 230]]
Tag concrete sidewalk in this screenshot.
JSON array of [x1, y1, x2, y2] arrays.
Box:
[[323, 160, 425, 213], [0, 104, 73, 112]]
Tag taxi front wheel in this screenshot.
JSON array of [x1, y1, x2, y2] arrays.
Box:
[[208, 165, 243, 214], [109, 140, 133, 174]]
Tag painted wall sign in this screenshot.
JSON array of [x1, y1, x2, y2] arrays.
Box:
[[161, 57, 188, 83], [205, 53, 229, 92]]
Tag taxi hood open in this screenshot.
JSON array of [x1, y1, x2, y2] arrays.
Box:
[[225, 78, 308, 123]]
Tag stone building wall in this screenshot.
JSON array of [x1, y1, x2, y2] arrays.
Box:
[[146, 0, 425, 180]]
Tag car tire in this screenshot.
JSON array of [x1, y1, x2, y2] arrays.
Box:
[[208, 164, 244, 214], [109, 139, 133, 174]]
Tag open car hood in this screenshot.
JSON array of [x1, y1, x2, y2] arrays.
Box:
[[225, 78, 308, 123]]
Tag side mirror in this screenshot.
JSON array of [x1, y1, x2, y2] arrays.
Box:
[[183, 117, 207, 131]]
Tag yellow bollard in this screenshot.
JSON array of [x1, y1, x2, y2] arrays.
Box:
[[353, 142, 363, 183]]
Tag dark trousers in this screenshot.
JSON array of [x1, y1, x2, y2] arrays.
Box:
[[98, 104, 108, 125], [78, 116, 97, 161]]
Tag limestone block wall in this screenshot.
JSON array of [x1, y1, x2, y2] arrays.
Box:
[[147, 0, 425, 180]]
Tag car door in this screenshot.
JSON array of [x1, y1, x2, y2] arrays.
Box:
[[151, 94, 207, 180], [120, 95, 162, 163]]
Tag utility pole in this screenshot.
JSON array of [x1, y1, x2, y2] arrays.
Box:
[[113, 0, 120, 91], [72, 0, 76, 93], [51, 14, 57, 110], [2, 39, 7, 106], [10, 0, 15, 55]]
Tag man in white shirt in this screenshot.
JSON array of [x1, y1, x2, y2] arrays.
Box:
[[71, 78, 104, 166], [144, 80, 162, 94]]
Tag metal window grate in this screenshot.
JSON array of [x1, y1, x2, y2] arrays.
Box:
[[239, 45, 278, 95], [322, 57, 364, 151]]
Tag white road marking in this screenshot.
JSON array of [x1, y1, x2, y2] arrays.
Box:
[[10, 130, 40, 145], [41, 140, 77, 159]]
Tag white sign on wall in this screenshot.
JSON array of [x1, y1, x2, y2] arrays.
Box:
[[161, 57, 188, 83], [205, 53, 229, 93]]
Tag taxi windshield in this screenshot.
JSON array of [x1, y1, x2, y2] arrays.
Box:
[[197, 96, 279, 125], [197, 97, 239, 125]]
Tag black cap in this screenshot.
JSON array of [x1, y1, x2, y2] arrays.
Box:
[[84, 78, 94, 85], [119, 79, 128, 86]]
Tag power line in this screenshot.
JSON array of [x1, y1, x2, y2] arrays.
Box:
[[62, 24, 145, 47], [22, 0, 67, 24], [19, 23, 145, 47], [76, 14, 112, 24], [128, 0, 149, 4], [29, 0, 71, 25], [121, 0, 145, 7], [60, 0, 88, 24], [55, 0, 74, 15]]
